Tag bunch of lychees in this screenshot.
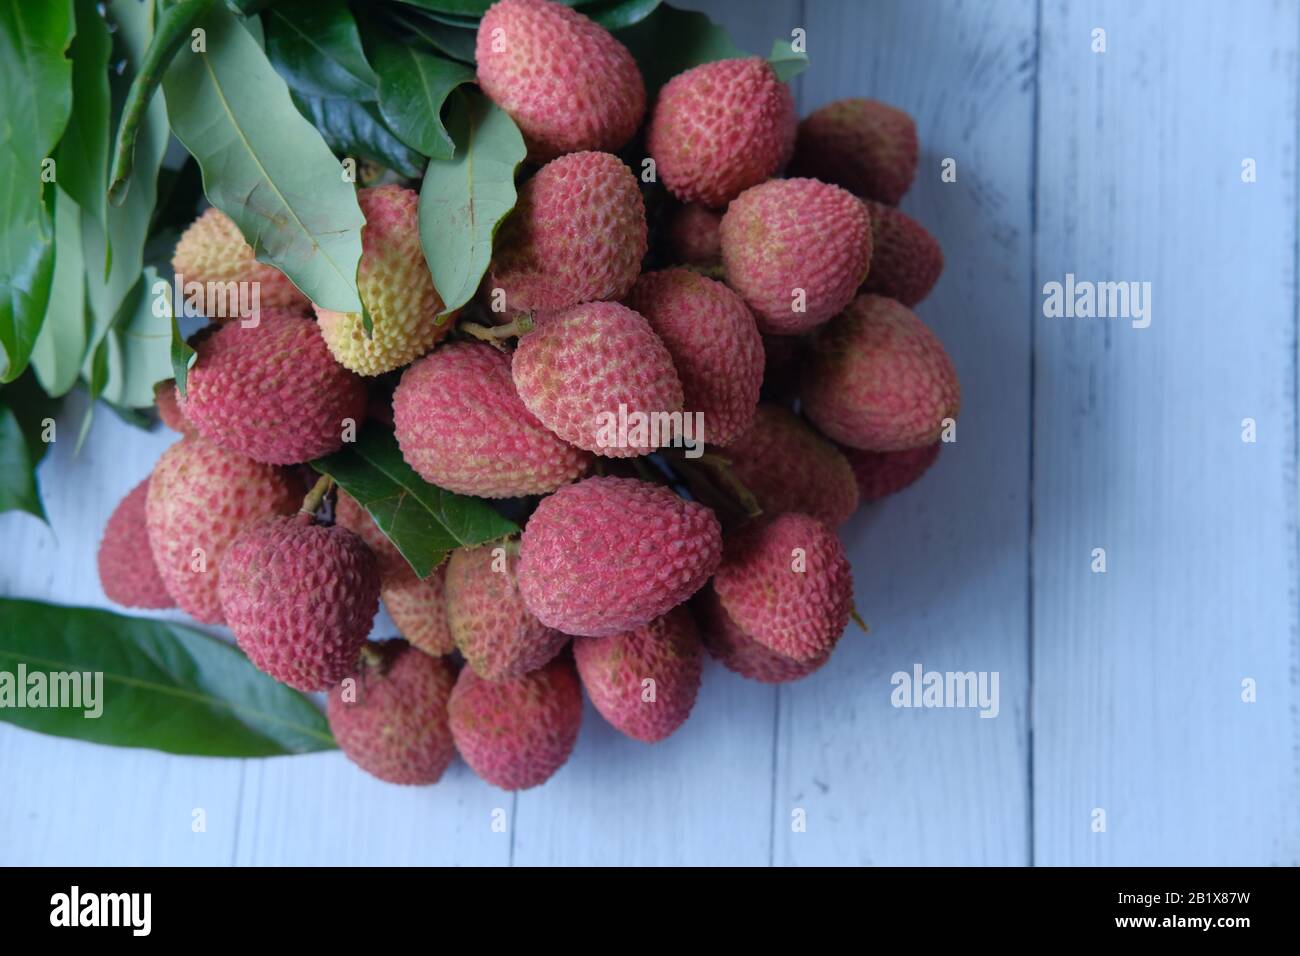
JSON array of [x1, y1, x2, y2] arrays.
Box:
[[98, 0, 958, 790]]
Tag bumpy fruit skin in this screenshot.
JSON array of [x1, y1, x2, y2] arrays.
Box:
[[697, 588, 829, 684], [802, 294, 960, 451], [647, 58, 796, 208], [98, 479, 174, 609], [382, 564, 456, 657], [789, 99, 919, 205], [721, 178, 872, 334], [860, 200, 943, 306], [219, 514, 380, 692], [327, 639, 456, 785], [449, 655, 582, 790], [667, 202, 722, 266], [333, 490, 409, 582], [446, 545, 569, 680], [512, 302, 683, 457], [154, 381, 194, 435], [488, 151, 647, 312], [316, 186, 451, 376], [573, 606, 703, 743], [845, 441, 942, 501], [179, 312, 367, 465], [626, 269, 763, 447], [712, 512, 853, 663], [476, 0, 645, 162], [519, 477, 722, 637], [172, 208, 310, 314], [146, 437, 302, 623], [722, 404, 859, 527], [393, 342, 591, 497]]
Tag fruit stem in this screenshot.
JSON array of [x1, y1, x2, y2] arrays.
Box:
[[300, 474, 336, 517], [690, 451, 763, 518], [850, 608, 870, 635], [460, 314, 534, 348]]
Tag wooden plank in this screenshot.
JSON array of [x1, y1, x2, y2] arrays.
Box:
[[773, 0, 1037, 865], [1032, 0, 1300, 864]]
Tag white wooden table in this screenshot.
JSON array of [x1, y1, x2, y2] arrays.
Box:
[[1, 0, 1297, 866]]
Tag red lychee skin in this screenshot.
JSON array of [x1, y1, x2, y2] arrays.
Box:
[[667, 202, 722, 266], [154, 381, 194, 435], [696, 587, 829, 684], [393, 342, 592, 497], [572, 606, 703, 743], [721, 178, 872, 334], [98, 479, 174, 609], [712, 512, 853, 663], [801, 294, 960, 451], [789, 98, 919, 205], [172, 207, 310, 315], [475, 0, 645, 162], [179, 312, 367, 465], [860, 200, 943, 307], [647, 57, 796, 208], [721, 404, 859, 527], [333, 490, 410, 583], [488, 151, 647, 313], [844, 441, 942, 501], [625, 269, 763, 447], [327, 639, 456, 785], [146, 437, 303, 623], [511, 302, 683, 457], [449, 655, 583, 791], [446, 544, 569, 681], [219, 513, 380, 692], [382, 564, 456, 657], [518, 477, 722, 638]]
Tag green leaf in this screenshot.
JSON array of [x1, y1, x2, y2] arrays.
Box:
[[616, 4, 744, 95], [30, 190, 89, 398], [363, 22, 474, 161], [0, 598, 335, 756], [290, 92, 426, 180], [390, 0, 494, 17], [0, 0, 75, 384], [162, 3, 365, 315], [313, 425, 518, 579], [391, 9, 477, 65], [768, 37, 808, 83], [54, 0, 112, 253], [584, 0, 663, 31], [263, 0, 378, 100], [418, 89, 525, 314], [170, 305, 197, 398], [4, 371, 63, 468], [97, 268, 175, 409], [0, 404, 45, 521]]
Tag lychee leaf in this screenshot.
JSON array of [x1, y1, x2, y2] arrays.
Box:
[[615, 4, 745, 96], [388, 0, 495, 16], [418, 88, 525, 316], [0, 598, 336, 756], [31, 190, 90, 399], [313, 425, 519, 579], [53, 0, 112, 260], [768, 38, 808, 83], [390, 9, 477, 65], [96, 267, 176, 409], [584, 0, 663, 31], [291, 91, 426, 180], [162, 3, 366, 315], [263, 0, 379, 101]]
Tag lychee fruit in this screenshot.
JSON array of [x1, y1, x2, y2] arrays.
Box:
[[572, 606, 703, 743], [219, 512, 380, 692], [97, 478, 174, 609], [711, 512, 853, 663], [172, 207, 310, 314], [476, 0, 645, 162], [327, 639, 457, 785], [316, 185, 451, 376], [845, 441, 942, 501], [518, 476, 722, 637], [647, 57, 796, 208], [179, 311, 367, 465], [511, 302, 683, 457], [696, 587, 830, 684], [788, 98, 919, 205], [382, 564, 456, 657], [448, 655, 583, 790], [720, 404, 859, 527], [446, 543, 569, 680], [333, 489, 410, 582], [860, 200, 943, 306], [393, 341, 592, 497], [625, 269, 763, 447], [801, 294, 960, 451], [154, 381, 194, 435], [667, 202, 723, 267], [720, 177, 872, 334], [488, 151, 647, 312], [146, 436, 303, 623]]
